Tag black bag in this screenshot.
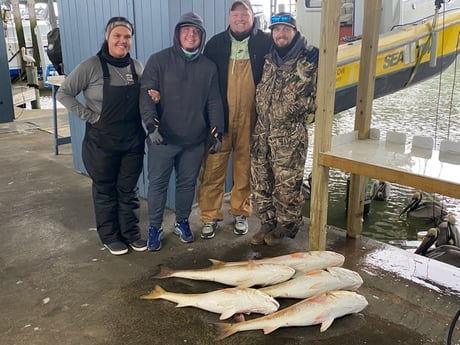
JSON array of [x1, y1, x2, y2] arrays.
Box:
[[46, 28, 63, 75]]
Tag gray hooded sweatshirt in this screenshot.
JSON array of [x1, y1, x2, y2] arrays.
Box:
[[139, 12, 224, 147]]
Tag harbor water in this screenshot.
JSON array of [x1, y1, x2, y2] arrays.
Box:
[[304, 61, 460, 247]]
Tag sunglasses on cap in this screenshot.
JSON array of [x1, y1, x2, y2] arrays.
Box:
[[270, 14, 294, 25]]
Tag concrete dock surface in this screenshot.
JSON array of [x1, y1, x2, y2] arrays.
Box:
[[0, 110, 459, 345]]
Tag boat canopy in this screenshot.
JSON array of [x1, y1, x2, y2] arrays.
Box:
[[297, 0, 460, 46]]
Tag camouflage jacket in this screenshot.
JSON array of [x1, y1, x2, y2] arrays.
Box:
[[255, 45, 318, 130]]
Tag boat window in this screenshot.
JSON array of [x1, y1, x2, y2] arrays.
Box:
[[305, 0, 322, 8]]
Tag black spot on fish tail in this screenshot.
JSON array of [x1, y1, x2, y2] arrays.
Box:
[[154, 265, 175, 279], [213, 322, 238, 340], [139, 285, 165, 300]]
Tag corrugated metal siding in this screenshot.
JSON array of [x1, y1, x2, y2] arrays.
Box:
[[59, 0, 234, 208], [0, 36, 14, 123]]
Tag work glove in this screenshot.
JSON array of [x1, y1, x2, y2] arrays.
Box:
[[209, 126, 222, 154], [149, 117, 163, 145]]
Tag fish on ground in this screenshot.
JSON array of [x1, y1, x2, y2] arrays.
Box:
[[259, 267, 363, 299], [213, 290, 368, 340], [208, 251, 345, 272], [140, 285, 280, 320], [154, 261, 295, 288]]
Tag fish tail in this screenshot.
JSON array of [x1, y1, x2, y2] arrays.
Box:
[[140, 285, 165, 300], [154, 265, 175, 278], [213, 322, 238, 340]]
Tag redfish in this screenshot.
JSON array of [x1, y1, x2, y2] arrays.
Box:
[[213, 290, 368, 340], [208, 251, 345, 272], [154, 261, 295, 287], [259, 267, 363, 299], [141, 285, 279, 320]]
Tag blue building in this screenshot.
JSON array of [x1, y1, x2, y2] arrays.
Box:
[[58, 0, 234, 208]]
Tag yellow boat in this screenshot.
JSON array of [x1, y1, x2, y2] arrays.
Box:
[[296, 0, 460, 113]]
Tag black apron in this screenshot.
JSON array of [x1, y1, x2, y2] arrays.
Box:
[[82, 57, 145, 244], [85, 56, 145, 150]]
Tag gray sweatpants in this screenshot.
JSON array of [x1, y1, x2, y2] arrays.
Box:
[[147, 141, 205, 228]]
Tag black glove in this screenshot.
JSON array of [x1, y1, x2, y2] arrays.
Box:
[[149, 128, 163, 145], [149, 117, 163, 144], [209, 126, 222, 154]]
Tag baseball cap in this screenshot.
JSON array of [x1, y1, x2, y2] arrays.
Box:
[[269, 12, 297, 30], [231, 0, 253, 13]]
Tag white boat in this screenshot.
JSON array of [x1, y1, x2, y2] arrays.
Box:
[[296, 0, 460, 113]]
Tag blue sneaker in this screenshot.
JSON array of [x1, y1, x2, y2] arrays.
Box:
[[147, 226, 164, 251], [174, 219, 194, 243]]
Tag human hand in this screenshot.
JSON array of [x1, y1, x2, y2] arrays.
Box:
[[209, 126, 222, 154], [148, 89, 161, 103], [149, 128, 163, 145]]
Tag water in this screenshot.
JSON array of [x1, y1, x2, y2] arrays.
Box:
[[304, 61, 460, 246]]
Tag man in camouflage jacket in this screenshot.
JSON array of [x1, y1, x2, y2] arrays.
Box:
[[250, 12, 319, 246]]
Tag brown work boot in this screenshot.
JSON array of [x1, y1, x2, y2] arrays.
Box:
[[250, 222, 276, 245], [263, 225, 288, 246]]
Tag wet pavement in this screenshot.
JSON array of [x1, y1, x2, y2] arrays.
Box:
[[0, 111, 459, 345]]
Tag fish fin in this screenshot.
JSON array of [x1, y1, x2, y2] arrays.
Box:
[[208, 258, 225, 266], [233, 313, 246, 322], [306, 269, 322, 276], [213, 322, 238, 340], [139, 285, 165, 300], [263, 325, 280, 334], [320, 318, 335, 332], [219, 309, 236, 320], [175, 302, 190, 308], [247, 260, 256, 268], [154, 265, 174, 279]]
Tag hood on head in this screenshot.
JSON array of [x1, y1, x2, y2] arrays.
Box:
[[174, 12, 206, 55]]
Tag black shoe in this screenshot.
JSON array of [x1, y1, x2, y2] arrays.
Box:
[[129, 239, 147, 252], [104, 241, 128, 255]]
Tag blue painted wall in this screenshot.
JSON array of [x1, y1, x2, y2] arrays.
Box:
[[58, 0, 233, 208], [0, 33, 14, 123]]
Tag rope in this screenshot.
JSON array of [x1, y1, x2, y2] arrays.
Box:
[[405, 6, 440, 87], [433, 5, 446, 148], [447, 307, 460, 345]]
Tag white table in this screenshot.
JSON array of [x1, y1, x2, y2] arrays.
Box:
[[318, 138, 460, 199]]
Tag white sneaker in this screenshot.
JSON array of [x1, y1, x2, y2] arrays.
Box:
[[201, 221, 218, 239], [234, 215, 248, 235]]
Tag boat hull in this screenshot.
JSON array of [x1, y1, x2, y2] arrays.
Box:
[[334, 10, 460, 113]]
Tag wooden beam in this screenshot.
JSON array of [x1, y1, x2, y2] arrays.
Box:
[[346, 0, 382, 238], [354, 0, 381, 138], [309, 0, 341, 251]]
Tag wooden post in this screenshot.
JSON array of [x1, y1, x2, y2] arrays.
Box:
[[27, 0, 41, 67], [309, 0, 341, 251], [346, 0, 382, 238], [11, 0, 27, 75]]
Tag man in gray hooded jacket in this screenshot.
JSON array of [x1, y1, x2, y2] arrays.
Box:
[[139, 12, 224, 251]]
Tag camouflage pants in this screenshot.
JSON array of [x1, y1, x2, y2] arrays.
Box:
[[250, 122, 308, 230]]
